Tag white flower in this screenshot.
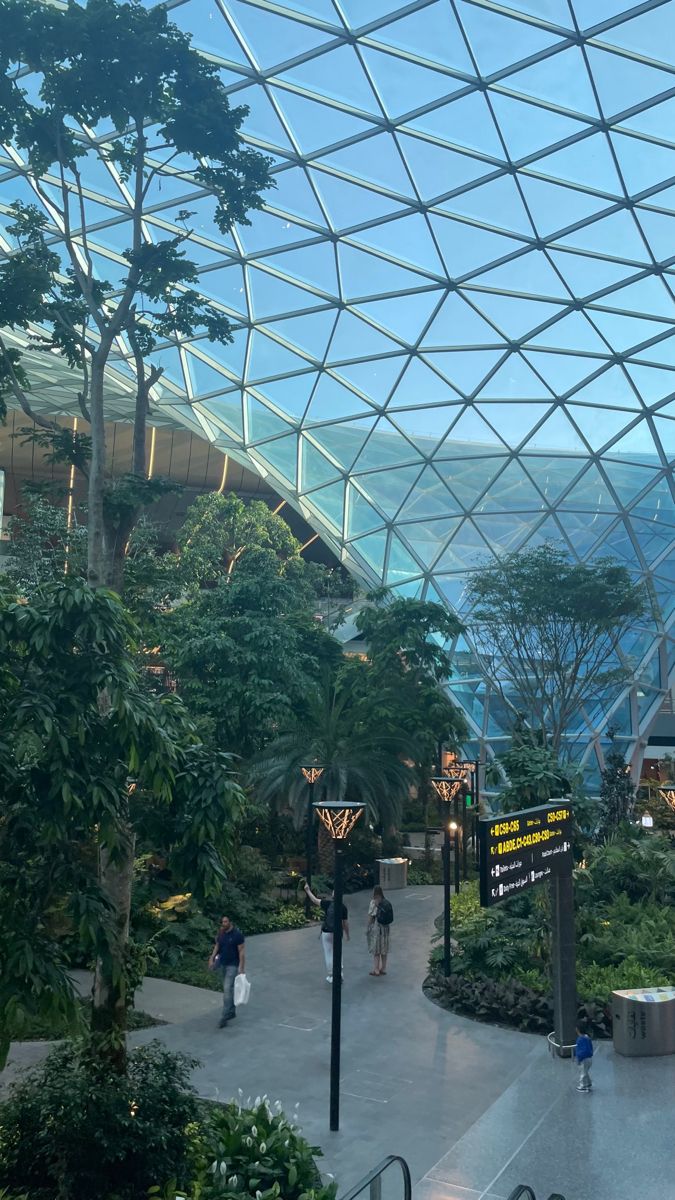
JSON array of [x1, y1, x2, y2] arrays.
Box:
[[210, 1162, 218, 1176], [260, 1143, 267, 1154], [251, 1125, 258, 1137], [230, 1176, 239, 1188], [220, 1162, 227, 1176]]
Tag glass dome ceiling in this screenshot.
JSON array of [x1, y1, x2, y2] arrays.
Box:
[[3, 0, 675, 771]]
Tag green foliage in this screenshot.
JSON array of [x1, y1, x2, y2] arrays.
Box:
[[488, 721, 573, 811], [425, 970, 553, 1034], [2, 491, 87, 595], [407, 862, 441, 886], [598, 736, 636, 837], [176, 493, 300, 590], [185, 1096, 336, 1200], [467, 544, 646, 754], [577, 958, 672, 1002], [0, 1041, 199, 1200]]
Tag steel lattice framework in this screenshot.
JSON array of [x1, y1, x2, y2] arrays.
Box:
[[3, 0, 675, 772]]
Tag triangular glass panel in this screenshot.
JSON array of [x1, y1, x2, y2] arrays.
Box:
[[353, 419, 423, 471], [526, 308, 610, 353], [389, 403, 460, 453], [352, 211, 445, 274], [338, 243, 432, 299], [371, 4, 475, 73], [624, 94, 675, 143], [429, 214, 519, 277], [601, 459, 660, 506], [266, 242, 339, 296], [489, 92, 591, 160], [397, 134, 495, 201], [324, 131, 414, 196], [519, 175, 612, 236], [397, 517, 463, 568], [346, 485, 386, 537], [248, 267, 327, 319], [588, 310, 672, 354], [456, 1, 563, 76], [601, 274, 675, 322], [477, 402, 552, 448], [261, 433, 298, 486], [234, 86, 295, 150], [472, 293, 564, 340], [610, 131, 675, 197], [479, 353, 555, 398], [556, 510, 617, 556], [386, 534, 424, 584], [270, 310, 337, 360], [523, 350, 605, 396], [423, 349, 505, 394], [477, 459, 547, 511], [274, 88, 373, 155], [309, 417, 378, 471], [602, 420, 660, 462], [350, 530, 388, 575], [149, 346, 186, 389], [632, 334, 675, 371], [522, 405, 588, 452], [357, 464, 424, 519], [434, 456, 507, 506], [554, 210, 650, 262], [266, 165, 328, 224], [421, 295, 501, 350], [506, 46, 600, 118], [301, 436, 342, 489], [356, 290, 442, 344], [197, 264, 248, 315], [335, 356, 405, 402], [475, 250, 568, 298], [629, 516, 675, 566], [434, 519, 490, 571], [571, 364, 642, 409], [397, 466, 463, 520], [635, 207, 675, 264], [652, 415, 675, 460], [556, 461, 617, 511], [305, 375, 375, 422], [534, 131, 623, 194], [388, 357, 461, 409], [600, 4, 675, 65], [308, 480, 345, 533], [246, 394, 296, 442], [199, 392, 244, 438], [258, 373, 318, 421], [328, 312, 402, 362], [520, 455, 586, 503], [360, 47, 467, 117], [442, 174, 534, 236], [472, 512, 536, 554], [598, 521, 642, 569], [279, 44, 380, 114], [185, 352, 233, 397], [248, 331, 311, 381], [408, 91, 505, 159], [585, 46, 675, 118], [569, 404, 637, 451], [438, 405, 502, 452]]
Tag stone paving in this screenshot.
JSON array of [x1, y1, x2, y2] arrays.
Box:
[[3, 886, 669, 1199]]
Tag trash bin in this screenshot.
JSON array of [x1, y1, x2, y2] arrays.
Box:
[[377, 857, 408, 889], [612, 987, 675, 1056]]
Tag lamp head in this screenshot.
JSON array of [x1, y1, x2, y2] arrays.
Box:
[[431, 775, 463, 803], [314, 799, 365, 840], [301, 764, 325, 784]]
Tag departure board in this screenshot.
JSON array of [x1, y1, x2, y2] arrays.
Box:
[[478, 802, 573, 908]]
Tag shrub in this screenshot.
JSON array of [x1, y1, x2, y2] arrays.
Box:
[[178, 1096, 338, 1200], [0, 1041, 198, 1200], [424, 969, 553, 1034], [577, 957, 672, 1002]]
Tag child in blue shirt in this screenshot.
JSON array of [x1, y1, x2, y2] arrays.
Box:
[[574, 1019, 593, 1092]]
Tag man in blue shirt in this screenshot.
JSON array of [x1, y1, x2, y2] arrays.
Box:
[[209, 915, 246, 1028]]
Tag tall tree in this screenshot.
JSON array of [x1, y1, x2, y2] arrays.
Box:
[[0, 580, 244, 1070], [598, 732, 636, 839], [176, 492, 299, 590], [466, 545, 646, 755], [0, 0, 271, 589]]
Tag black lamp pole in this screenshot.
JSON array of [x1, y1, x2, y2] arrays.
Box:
[[442, 821, 452, 977], [329, 841, 344, 1132], [305, 782, 315, 918], [313, 799, 364, 1133]]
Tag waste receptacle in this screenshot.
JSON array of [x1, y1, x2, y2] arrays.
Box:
[[377, 857, 408, 889], [612, 987, 675, 1056]]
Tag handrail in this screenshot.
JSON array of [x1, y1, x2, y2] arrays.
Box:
[[507, 1188, 536, 1200], [337, 1156, 412, 1200]]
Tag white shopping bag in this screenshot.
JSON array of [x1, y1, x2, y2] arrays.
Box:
[[234, 973, 251, 1006]]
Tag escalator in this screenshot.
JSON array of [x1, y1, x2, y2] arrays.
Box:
[[337, 1160, 566, 1200], [507, 1187, 566, 1200]]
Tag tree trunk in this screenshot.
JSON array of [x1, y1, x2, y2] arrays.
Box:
[[87, 356, 109, 588], [92, 820, 135, 1073]]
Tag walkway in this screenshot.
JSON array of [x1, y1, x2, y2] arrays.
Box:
[[3, 887, 669, 1198]]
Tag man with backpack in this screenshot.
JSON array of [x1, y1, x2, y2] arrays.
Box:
[[367, 884, 393, 976], [304, 882, 349, 983]]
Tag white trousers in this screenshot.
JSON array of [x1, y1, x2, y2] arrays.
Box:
[[321, 931, 333, 973]]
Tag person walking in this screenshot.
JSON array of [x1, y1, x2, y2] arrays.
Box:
[[304, 882, 349, 983], [574, 1019, 594, 1091], [367, 884, 393, 976], [208, 915, 246, 1029]]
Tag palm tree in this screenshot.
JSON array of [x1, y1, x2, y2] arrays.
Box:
[[249, 680, 415, 871]]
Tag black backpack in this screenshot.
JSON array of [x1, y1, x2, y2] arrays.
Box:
[[377, 898, 394, 926]]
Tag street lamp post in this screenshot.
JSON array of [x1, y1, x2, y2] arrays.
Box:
[[450, 820, 460, 893], [431, 773, 463, 978], [301, 765, 324, 917], [313, 798, 365, 1132]]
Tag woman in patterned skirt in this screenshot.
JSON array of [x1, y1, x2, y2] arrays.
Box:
[[367, 885, 391, 976]]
